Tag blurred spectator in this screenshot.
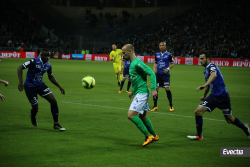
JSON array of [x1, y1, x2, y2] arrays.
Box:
[[97, 2, 250, 59]]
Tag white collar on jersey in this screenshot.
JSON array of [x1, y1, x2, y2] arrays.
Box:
[[160, 51, 168, 56]]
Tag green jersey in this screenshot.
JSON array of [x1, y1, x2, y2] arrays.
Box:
[[129, 57, 156, 95]]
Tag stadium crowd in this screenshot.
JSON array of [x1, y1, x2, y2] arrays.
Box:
[[98, 3, 250, 59], [0, 2, 66, 51]]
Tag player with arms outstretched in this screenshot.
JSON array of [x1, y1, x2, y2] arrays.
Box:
[[151, 42, 174, 112], [118, 56, 131, 93], [122, 44, 159, 146], [187, 51, 250, 140], [17, 50, 66, 131], [110, 44, 123, 87]]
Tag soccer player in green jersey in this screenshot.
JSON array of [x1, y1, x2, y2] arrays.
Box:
[[122, 44, 159, 146]]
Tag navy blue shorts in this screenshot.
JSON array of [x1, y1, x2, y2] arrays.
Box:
[[24, 83, 52, 105], [199, 93, 232, 115], [156, 73, 170, 88], [123, 67, 129, 79]]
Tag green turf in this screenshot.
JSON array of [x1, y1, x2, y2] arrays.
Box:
[[0, 58, 250, 167]]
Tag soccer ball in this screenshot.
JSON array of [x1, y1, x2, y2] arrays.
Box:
[[82, 76, 95, 89]]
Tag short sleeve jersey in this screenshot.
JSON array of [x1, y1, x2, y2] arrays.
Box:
[[129, 57, 156, 95], [22, 57, 52, 87], [155, 51, 174, 74], [110, 49, 122, 64], [204, 63, 228, 96]]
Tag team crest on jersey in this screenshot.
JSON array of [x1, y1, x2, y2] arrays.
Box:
[[210, 67, 216, 70], [36, 65, 41, 69]]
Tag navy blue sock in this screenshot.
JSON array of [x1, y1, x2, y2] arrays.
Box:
[[166, 90, 173, 107], [127, 81, 131, 91], [233, 117, 248, 135], [153, 92, 158, 107], [51, 104, 59, 123], [195, 116, 203, 137], [120, 81, 125, 91], [31, 109, 38, 117]]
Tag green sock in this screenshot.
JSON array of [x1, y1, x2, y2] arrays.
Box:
[[130, 116, 151, 136], [143, 117, 156, 136]]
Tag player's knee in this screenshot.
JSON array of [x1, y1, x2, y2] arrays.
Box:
[[32, 106, 38, 112], [50, 99, 57, 106], [127, 115, 133, 120], [165, 87, 170, 91], [224, 116, 233, 124], [195, 109, 202, 116]]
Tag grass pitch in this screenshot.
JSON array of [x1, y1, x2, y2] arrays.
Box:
[[0, 58, 250, 167]]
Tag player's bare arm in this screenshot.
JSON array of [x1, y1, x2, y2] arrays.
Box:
[[17, 65, 25, 91], [48, 75, 65, 95], [197, 72, 216, 91], [200, 85, 210, 101], [129, 92, 134, 99], [0, 93, 5, 101], [0, 79, 9, 86], [151, 90, 158, 99], [163, 63, 174, 73], [153, 63, 157, 73]]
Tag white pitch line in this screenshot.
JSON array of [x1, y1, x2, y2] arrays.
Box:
[[67, 96, 250, 103], [61, 101, 239, 122]]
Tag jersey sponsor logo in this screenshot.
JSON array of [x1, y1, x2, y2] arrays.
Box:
[[158, 61, 166, 68], [34, 73, 43, 82], [36, 65, 41, 69]]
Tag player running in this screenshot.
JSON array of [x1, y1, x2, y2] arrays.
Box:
[[151, 42, 175, 112], [187, 51, 250, 140], [110, 44, 123, 87], [118, 56, 131, 93], [17, 50, 66, 131], [122, 44, 159, 146]]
